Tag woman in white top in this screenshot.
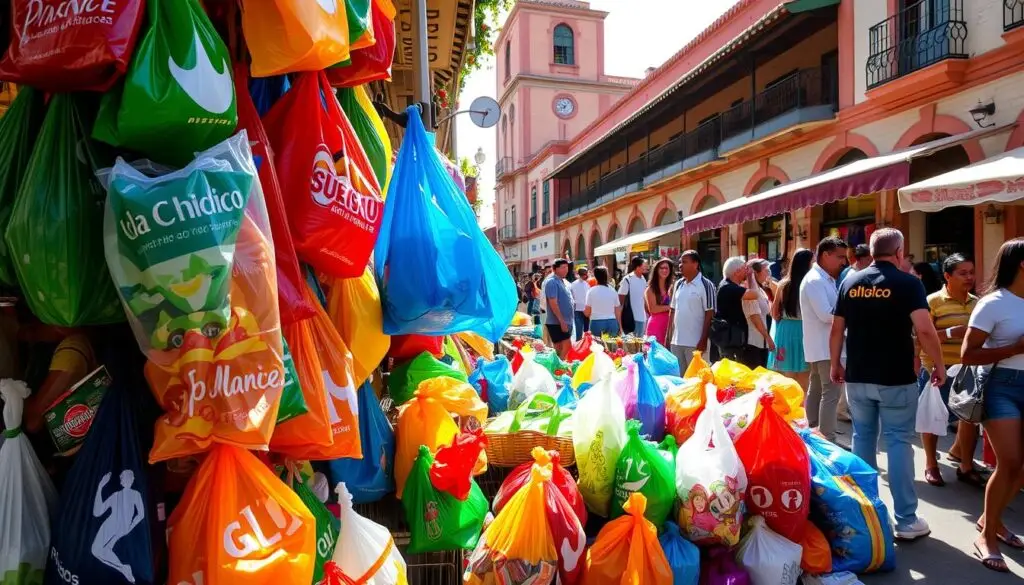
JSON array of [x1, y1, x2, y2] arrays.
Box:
[[585, 266, 621, 338], [741, 258, 775, 368], [962, 238, 1024, 573]]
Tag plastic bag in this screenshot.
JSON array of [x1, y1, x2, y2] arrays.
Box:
[[234, 63, 316, 326], [338, 85, 392, 189], [646, 338, 681, 377], [635, 358, 666, 441], [457, 331, 495, 361], [403, 446, 487, 553], [720, 389, 762, 441], [287, 473, 340, 584], [683, 350, 713, 381], [699, 547, 750, 585], [250, 75, 291, 117], [493, 447, 587, 525], [325, 483, 408, 585], [167, 445, 316, 584], [571, 344, 616, 389], [388, 335, 444, 362], [264, 70, 383, 279], [7, 94, 122, 327], [326, 269, 390, 386], [430, 429, 487, 500], [800, 523, 832, 575], [322, 381, 394, 504], [345, 0, 374, 47], [735, 394, 810, 542], [374, 106, 517, 342], [573, 374, 627, 517], [581, 493, 672, 585], [0, 0, 144, 91], [676, 390, 747, 547], [735, 517, 802, 585], [44, 384, 157, 585], [510, 351, 558, 410], [1, 380, 57, 585], [611, 420, 675, 526], [753, 371, 807, 423], [469, 356, 513, 415], [567, 333, 595, 362], [0, 88, 45, 287], [394, 394, 459, 498], [242, 0, 350, 77], [415, 376, 488, 430], [802, 429, 895, 574], [485, 393, 574, 437], [388, 352, 467, 406], [712, 360, 757, 393], [665, 377, 707, 445], [916, 379, 949, 436], [660, 521, 700, 585], [800, 572, 863, 585], [93, 0, 237, 166], [327, 0, 396, 87], [615, 358, 639, 418]]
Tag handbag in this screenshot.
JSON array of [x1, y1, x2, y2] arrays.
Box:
[[621, 276, 636, 334], [947, 363, 988, 424], [709, 317, 747, 349]]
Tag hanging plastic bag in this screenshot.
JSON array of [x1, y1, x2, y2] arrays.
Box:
[[93, 0, 237, 166], [801, 429, 895, 574], [469, 355, 513, 415], [322, 381, 394, 504], [7, 94, 122, 327], [388, 351, 466, 405], [327, 0, 396, 87], [510, 351, 558, 410], [242, 0, 350, 77], [1, 380, 57, 585], [430, 429, 487, 500], [567, 333, 595, 362], [167, 445, 316, 584], [573, 374, 627, 517], [571, 343, 616, 389], [646, 338, 680, 377], [0, 88, 46, 287], [264, 70, 383, 279], [611, 421, 675, 526], [326, 269, 390, 386], [403, 446, 487, 554], [635, 358, 666, 441], [325, 483, 408, 585], [581, 493, 672, 585], [339, 86, 391, 189], [735, 517, 802, 585], [665, 377, 707, 445], [394, 394, 458, 498], [660, 521, 700, 585], [0, 0, 144, 91], [735, 394, 811, 542], [676, 389, 747, 547], [493, 447, 586, 525], [344, 0, 374, 47], [287, 472, 340, 584], [699, 547, 750, 585], [800, 523, 832, 575], [250, 75, 291, 117], [374, 106, 517, 342], [388, 335, 444, 362], [916, 379, 949, 436]]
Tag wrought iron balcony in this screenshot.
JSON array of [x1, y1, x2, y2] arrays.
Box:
[[866, 0, 968, 90], [1007, 0, 1024, 31], [529, 216, 537, 230], [495, 156, 513, 179], [497, 224, 518, 242]]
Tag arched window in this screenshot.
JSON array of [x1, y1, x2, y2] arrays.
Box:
[[553, 24, 575, 65], [575, 234, 586, 261], [504, 41, 511, 80], [628, 216, 645, 235]]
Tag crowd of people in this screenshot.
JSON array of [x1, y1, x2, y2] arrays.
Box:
[[517, 231, 1024, 573]]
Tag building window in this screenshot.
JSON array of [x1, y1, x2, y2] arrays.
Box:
[[504, 41, 511, 80], [553, 24, 575, 65], [541, 180, 551, 225], [529, 187, 537, 230]]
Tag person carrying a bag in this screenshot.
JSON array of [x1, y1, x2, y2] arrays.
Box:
[[710, 257, 752, 363], [618, 256, 649, 336]]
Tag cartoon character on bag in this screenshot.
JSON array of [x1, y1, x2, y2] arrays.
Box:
[[709, 477, 743, 542], [424, 501, 442, 541], [682, 485, 717, 540]]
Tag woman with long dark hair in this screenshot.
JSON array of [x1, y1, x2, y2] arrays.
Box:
[[644, 258, 675, 345], [913, 261, 943, 295], [962, 238, 1024, 572], [769, 249, 813, 390]]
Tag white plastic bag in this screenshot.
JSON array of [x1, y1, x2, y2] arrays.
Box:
[[801, 572, 864, 585], [0, 379, 58, 585], [915, 379, 949, 436], [571, 343, 616, 388], [735, 516, 802, 585], [720, 388, 763, 442], [509, 351, 557, 410], [328, 482, 408, 584], [572, 373, 627, 517], [676, 388, 748, 546]]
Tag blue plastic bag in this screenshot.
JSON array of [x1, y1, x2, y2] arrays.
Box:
[[249, 75, 291, 117], [646, 337, 681, 377], [320, 382, 395, 504], [555, 375, 578, 408], [468, 355, 513, 414], [656, 375, 686, 395], [635, 358, 666, 441], [374, 107, 517, 342], [801, 429, 895, 574], [660, 521, 700, 585], [44, 385, 156, 585]]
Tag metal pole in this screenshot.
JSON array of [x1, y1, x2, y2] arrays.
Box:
[[412, 0, 431, 127]]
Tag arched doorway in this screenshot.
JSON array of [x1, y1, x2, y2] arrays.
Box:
[[909, 135, 974, 268], [819, 148, 877, 250], [561, 238, 572, 260], [575, 234, 586, 262], [608, 224, 621, 242], [693, 196, 722, 278]]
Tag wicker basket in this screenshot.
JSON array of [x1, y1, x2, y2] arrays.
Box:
[[484, 430, 575, 468]]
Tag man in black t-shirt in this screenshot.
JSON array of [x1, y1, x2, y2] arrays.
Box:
[[831, 228, 946, 542]]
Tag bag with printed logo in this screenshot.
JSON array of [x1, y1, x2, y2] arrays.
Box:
[[0, 87, 46, 288], [325, 268, 390, 387], [325, 483, 408, 585], [338, 85, 392, 190], [581, 493, 673, 585], [101, 132, 285, 462], [167, 445, 316, 584], [93, 0, 238, 166], [275, 336, 308, 424], [611, 421, 675, 527], [0, 0, 144, 91], [321, 381, 395, 504], [572, 374, 627, 517], [403, 446, 487, 554], [264, 70, 383, 279], [286, 472, 339, 585], [241, 0, 350, 77], [44, 383, 157, 585], [326, 0, 396, 87]]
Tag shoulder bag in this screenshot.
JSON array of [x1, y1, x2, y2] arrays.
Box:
[[621, 275, 636, 335], [947, 363, 989, 424]]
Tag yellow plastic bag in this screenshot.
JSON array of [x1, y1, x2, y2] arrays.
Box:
[[665, 377, 707, 445], [457, 331, 495, 361], [753, 368, 807, 422], [571, 343, 615, 389], [711, 359, 758, 392], [242, 0, 351, 77], [326, 267, 390, 387], [582, 493, 672, 585], [415, 376, 488, 429], [394, 394, 459, 498]]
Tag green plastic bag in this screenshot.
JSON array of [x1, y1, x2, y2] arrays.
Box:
[[346, 0, 373, 45], [0, 88, 46, 287], [611, 420, 676, 526], [535, 350, 570, 376], [388, 351, 468, 405], [337, 86, 387, 188], [276, 336, 308, 424], [402, 445, 487, 554], [291, 476, 339, 585], [93, 0, 237, 165], [5, 94, 123, 327]]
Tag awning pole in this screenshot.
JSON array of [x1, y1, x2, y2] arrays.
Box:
[[412, 0, 432, 127]]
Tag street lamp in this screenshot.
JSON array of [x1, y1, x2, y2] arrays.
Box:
[[474, 147, 486, 166]]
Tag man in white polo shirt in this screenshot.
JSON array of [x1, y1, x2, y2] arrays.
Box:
[[667, 250, 717, 374]]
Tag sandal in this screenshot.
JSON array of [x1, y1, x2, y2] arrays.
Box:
[[974, 542, 1011, 573], [976, 522, 1024, 549], [946, 453, 962, 464], [958, 468, 989, 488], [924, 467, 945, 487]]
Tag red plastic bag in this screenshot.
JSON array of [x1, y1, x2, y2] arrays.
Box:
[[430, 429, 487, 500], [388, 334, 444, 362], [263, 70, 383, 278], [567, 332, 595, 362], [493, 446, 587, 526], [544, 467, 587, 585], [234, 63, 316, 325], [734, 393, 811, 542], [326, 0, 396, 87], [0, 0, 144, 91]]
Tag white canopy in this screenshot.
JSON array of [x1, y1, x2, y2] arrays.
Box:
[[899, 146, 1024, 212], [594, 220, 684, 256]]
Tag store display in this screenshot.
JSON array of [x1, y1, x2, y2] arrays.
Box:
[[0, 87, 45, 287], [241, 0, 351, 77], [581, 493, 673, 585], [326, 483, 408, 585]]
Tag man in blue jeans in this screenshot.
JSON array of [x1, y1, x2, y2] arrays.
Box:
[[830, 228, 946, 541]]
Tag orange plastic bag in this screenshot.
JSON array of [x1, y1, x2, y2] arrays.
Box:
[[271, 292, 362, 460], [581, 493, 673, 585], [800, 523, 832, 575], [683, 350, 712, 381], [167, 445, 316, 584], [665, 377, 707, 445], [327, 0, 396, 87], [394, 394, 459, 498], [457, 331, 495, 361], [242, 0, 351, 77], [326, 267, 390, 387], [415, 376, 488, 430]]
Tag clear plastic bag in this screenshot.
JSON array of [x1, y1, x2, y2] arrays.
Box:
[[735, 517, 802, 585], [916, 379, 949, 436], [510, 351, 558, 411], [573, 374, 627, 517], [326, 483, 408, 585]]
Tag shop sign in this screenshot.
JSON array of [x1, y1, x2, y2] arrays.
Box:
[[658, 245, 680, 259], [629, 242, 651, 253], [500, 245, 522, 262], [528, 234, 554, 260], [395, 1, 457, 71], [906, 177, 1024, 205]]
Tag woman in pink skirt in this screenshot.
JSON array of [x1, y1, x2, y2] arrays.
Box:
[[644, 258, 675, 345]]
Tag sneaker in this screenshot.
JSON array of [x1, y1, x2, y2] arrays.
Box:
[[895, 518, 931, 541]]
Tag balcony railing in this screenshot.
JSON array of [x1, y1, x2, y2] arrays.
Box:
[[1007, 0, 1024, 31], [866, 0, 968, 90], [542, 211, 550, 225], [498, 224, 517, 242], [529, 216, 537, 230], [495, 157, 513, 179], [721, 68, 833, 142]]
